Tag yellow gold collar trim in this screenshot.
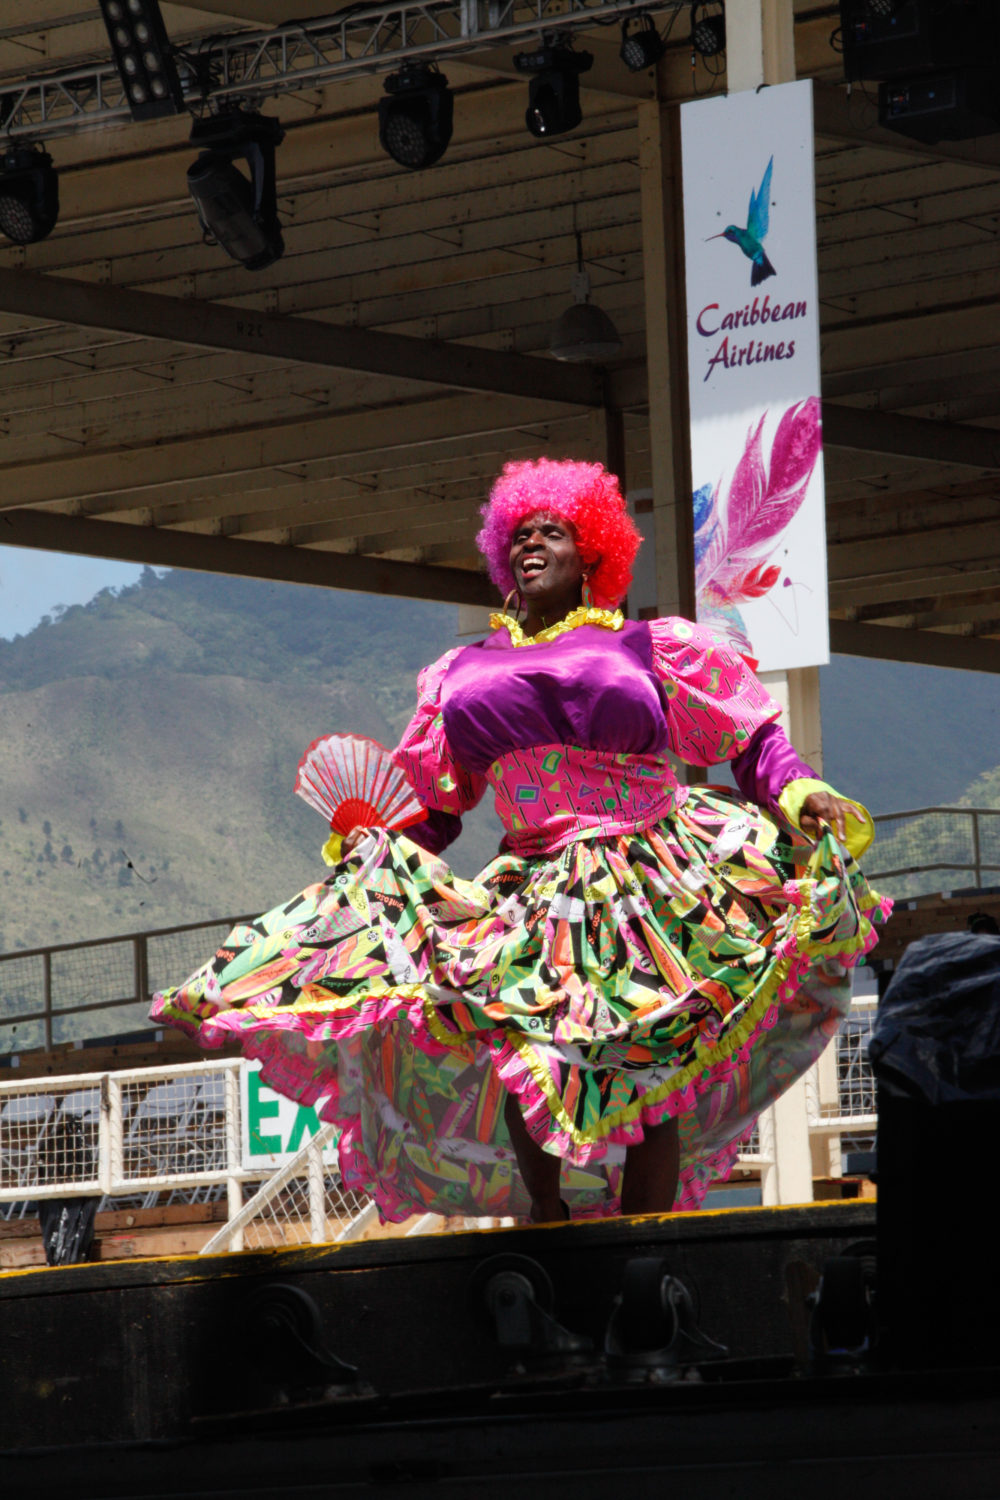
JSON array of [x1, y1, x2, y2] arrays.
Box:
[[489, 606, 624, 646]]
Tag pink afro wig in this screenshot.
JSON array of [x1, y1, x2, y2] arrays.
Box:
[[476, 458, 641, 608]]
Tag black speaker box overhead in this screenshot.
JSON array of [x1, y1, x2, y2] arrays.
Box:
[[840, 0, 1000, 83], [879, 66, 1000, 142]]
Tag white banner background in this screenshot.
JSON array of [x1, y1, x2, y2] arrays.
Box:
[[681, 80, 828, 672]]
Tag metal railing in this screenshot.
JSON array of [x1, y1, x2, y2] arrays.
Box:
[[866, 806, 1000, 899], [2, 803, 993, 1060], [805, 998, 878, 1139], [0, 915, 250, 1056], [1, 989, 881, 1259], [198, 1122, 388, 1254], [0, 1058, 375, 1251]]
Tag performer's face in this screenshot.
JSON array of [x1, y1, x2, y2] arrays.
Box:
[[509, 511, 585, 613]]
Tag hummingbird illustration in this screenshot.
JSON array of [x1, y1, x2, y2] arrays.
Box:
[[707, 156, 775, 287]]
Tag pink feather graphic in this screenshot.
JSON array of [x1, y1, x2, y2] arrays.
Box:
[[694, 397, 821, 655]]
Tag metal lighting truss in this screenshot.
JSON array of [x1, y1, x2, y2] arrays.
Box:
[[1, 0, 683, 140]]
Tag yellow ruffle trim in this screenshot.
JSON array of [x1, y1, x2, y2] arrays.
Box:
[[489, 886, 889, 1149], [777, 778, 875, 860], [321, 831, 344, 867], [234, 871, 889, 1151], [489, 606, 624, 647]]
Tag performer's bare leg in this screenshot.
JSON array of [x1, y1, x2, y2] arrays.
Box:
[[621, 1117, 680, 1215], [503, 1092, 564, 1222]]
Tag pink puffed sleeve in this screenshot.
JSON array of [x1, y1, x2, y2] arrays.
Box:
[[648, 616, 783, 766], [391, 648, 487, 854]]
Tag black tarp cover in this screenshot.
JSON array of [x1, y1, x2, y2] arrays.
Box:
[[869, 931, 1000, 1104]]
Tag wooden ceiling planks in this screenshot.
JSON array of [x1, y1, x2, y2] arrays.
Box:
[[0, 1, 998, 654]]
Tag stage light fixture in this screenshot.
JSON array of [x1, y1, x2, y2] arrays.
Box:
[[378, 64, 453, 170], [691, 1, 726, 56], [550, 233, 623, 363], [187, 111, 285, 271], [620, 14, 667, 72], [98, 0, 184, 120], [514, 46, 594, 139], [0, 145, 59, 245]]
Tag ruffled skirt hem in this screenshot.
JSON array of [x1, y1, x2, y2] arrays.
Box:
[[151, 790, 890, 1220]]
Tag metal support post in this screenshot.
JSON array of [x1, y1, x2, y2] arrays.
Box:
[[604, 403, 627, 492], [638, 97, 694, 628], [224, 1064, 244, 1252], [42, 951, 53, 1053], [107, 1074, 123, 1195], [98, 1073, 113, 1197], [972, 809, 982, 888], [134, 935, 149, 1008], [308, 1136, 327, 1244], [727, 0, 819, 1204]]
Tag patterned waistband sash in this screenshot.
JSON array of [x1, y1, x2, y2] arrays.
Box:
[[487, 743, 682, 856]]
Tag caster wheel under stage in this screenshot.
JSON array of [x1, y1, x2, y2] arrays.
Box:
[[809, 1242, 877, 1371]]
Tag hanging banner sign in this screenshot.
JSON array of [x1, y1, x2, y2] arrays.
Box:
[[680, 80, 828, 672], [240, 1060, 339, 1170]]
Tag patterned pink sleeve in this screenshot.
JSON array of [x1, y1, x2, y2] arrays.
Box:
[[648, 616, 782, 767], [392, 648, 487, 826]]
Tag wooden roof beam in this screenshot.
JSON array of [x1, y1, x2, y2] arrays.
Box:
[[0, 508, 495, 606], [72, 422, 578, 525], [830, 619, 1000, 673], [822, 402, 1000, 472], [831, 562, 1000, 609], [0, 267, 603, 408], [0, 392, 581, 510], [846, 589, 1000, 625]]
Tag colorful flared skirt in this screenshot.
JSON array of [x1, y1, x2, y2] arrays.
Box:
[[151, 784, 890, 1220]]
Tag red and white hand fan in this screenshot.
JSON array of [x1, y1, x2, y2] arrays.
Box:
[[295, 733, 425, 835]]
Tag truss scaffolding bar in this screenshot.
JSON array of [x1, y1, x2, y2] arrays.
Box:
[[1, 0, 681, 140]]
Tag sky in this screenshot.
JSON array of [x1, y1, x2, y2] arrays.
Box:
[[0, 545, 144, 640]]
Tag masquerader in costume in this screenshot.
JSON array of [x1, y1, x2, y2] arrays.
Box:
[[151, 458, 889, 1224]]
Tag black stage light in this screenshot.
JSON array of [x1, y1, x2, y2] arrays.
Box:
[[98, 0, 184, 120], [187, 111, 285, 271], [691, 1, 726, 56], [514, 47, 594, 139], [620, 14, 667, 72], [378, 64, 453, 170], [0, 145, 59, 245]]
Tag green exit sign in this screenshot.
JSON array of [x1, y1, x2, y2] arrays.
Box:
[[240, 1061, 339, 1169]]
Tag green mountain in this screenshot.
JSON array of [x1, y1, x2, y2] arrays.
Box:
[[0, 566, 996, 961], [819, 654, 1000, 815], [0, 568, 502, 956]]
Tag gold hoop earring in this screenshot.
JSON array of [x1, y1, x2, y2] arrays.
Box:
[[503, 587, 523, 619]]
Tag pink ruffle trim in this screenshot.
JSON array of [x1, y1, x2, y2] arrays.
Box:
[[151, 884, 891, 1218]]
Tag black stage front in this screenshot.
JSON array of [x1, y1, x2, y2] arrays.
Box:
[[2, 1201, 999, 1498]]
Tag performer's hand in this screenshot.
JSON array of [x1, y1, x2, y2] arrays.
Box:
[[341, 825, 368, 855], [799, 790, 862, 844]]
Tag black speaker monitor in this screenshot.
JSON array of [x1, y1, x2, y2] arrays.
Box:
[[841, 0, 1000, 83]]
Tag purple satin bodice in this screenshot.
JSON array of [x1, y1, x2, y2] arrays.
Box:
[[394, 617, 817, 854], [442, 620, 669, 772]]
